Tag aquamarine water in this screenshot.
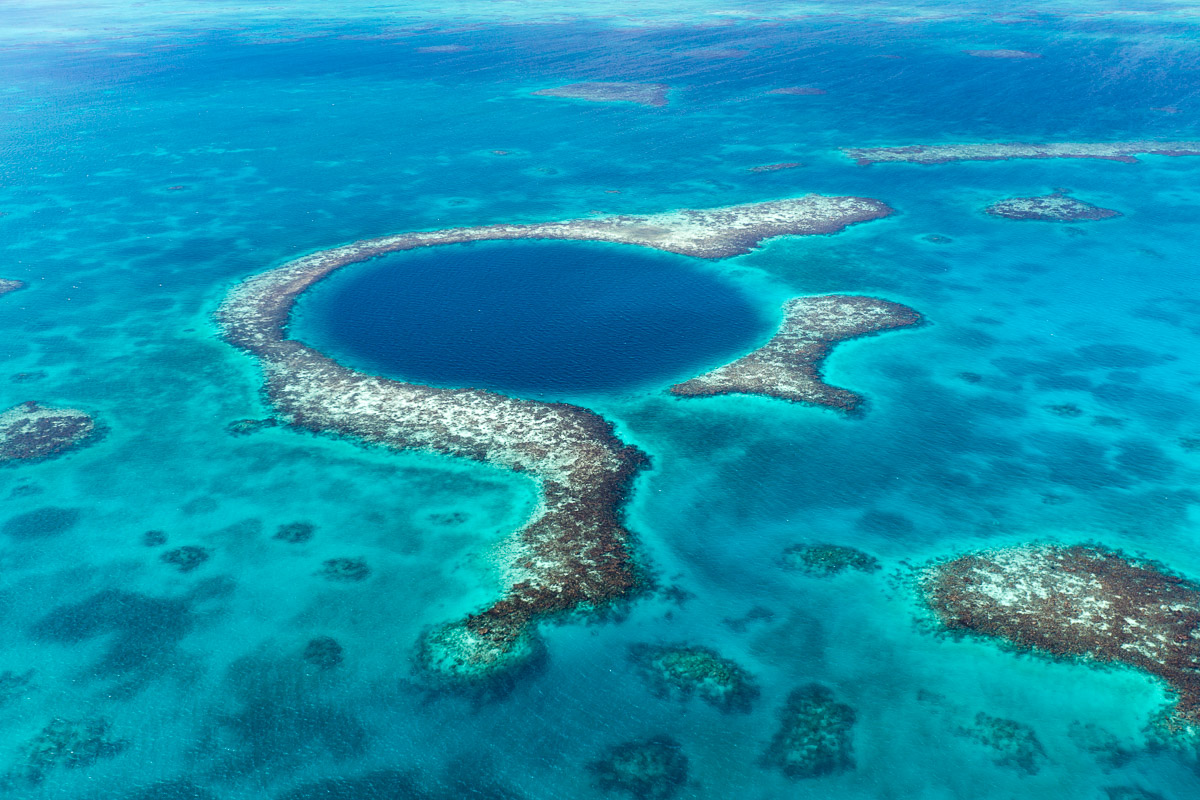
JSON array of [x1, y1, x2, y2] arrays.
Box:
[[3, 2, 1200, 798]]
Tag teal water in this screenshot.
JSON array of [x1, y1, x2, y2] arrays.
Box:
[[3, 2, 1200, 798]]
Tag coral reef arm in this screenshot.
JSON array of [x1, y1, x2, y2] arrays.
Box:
[[670, 295, 922, 412]]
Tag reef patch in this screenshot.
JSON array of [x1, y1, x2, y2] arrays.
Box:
[[670, 295, 921, 412], [629, 643, 759, 713], [587, 735, 689, 800], [531, 82, 669, 107], [844, 140, 1200, 165], [216, 196, 893, 683], [985, 192, 1121, 222], [781, 543, 880, 576], [957, 711, 1046, 774], [919, 543, 1200, 731], [0, 278, 25, 296], [963, 49, 1041, 58], [5, 717, 127, 786], [762, 684, 856, 779], [0, 401, 99, 464]]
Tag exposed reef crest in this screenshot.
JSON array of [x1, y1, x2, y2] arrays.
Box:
[[919, 543, 1200, 732], [216, 197, 892, 682], [670, 295, 921, 412], [844, 141, 1200, 165]]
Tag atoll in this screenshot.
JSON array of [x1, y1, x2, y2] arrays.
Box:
[[531, 82, 669, 107], [985, 192, 1121, 222], [0, 278, 26, 296], [7, 717, 127, 785], [762, 684, 856, 779], [629, 643, 759, 713], [958, 711, 1046, 774], [0, 401, 99, 464], [302, 636, 344, 670], [670, 295, 922, 412], [161, 545, 210, 572], [844, 140, 1200, 166], [781, 543, 880, 576], [587, 736, 689, 800], [919, 543, 1200, 730], [216, 196, 893, 683]]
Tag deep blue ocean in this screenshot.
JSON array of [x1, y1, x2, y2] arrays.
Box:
[[3, 2, 1200, 798]]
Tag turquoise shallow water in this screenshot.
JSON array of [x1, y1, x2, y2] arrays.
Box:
[[3, 2, 1200, 798]]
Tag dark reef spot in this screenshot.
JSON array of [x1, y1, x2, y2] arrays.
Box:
[[32, 589, 193, 681], [1044, 403, 1083, 418], [780, 543, 880, 576], [302, 636, 344, 670], [275, 522, 315, 543], [957, 371, 983, 384], [9, 717, 127, 785], [427, 511, 469, 526], [1076, 344, 1172, 370], [1068, 721, 1135, 769], [161, 545, 210, 573], [227, 417, 279, 436], [857, 509, 915, 537], [125, 779, 219, 800], [8, 482, 43, 498], [3, 506, 80, 539], [762, 684, 856, 779], [10, 371, 47, 384], [1093, 416, 1125, 428], [721, 605, 776, 633], [278, 771, 422, 800], [0, 669, 35, 706], [587, 736, 688, 800], [959, 713, 1046, 774], [923, 234, 952, 244], [629, 643, 759, 713], [143, 529, 168, 547], [320, 558, 370, 582]]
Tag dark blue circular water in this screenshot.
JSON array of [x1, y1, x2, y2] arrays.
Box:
[[292, 239, 772, 397]]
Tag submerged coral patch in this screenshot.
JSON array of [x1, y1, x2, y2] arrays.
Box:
[[780, 543, 880, 576], [2, 506, 81, 539], [161, 545, 210, 573], [275, 522, 315, 543], [302, 636, 344, 670], [985, 192, 1121, 222], [532, 82, 670, 106], [958, 711, 1046, 774], [0, 401, 99, 464], [671, 295, 922, 412], [319, 557, 370, 582], [919, 543, 1200, 729], [762, 684, 856, 779], [629, 643, 759, 713], [587, 735, 689, 800], [0, 278, 25, 296], [7, 717, 127, 785]]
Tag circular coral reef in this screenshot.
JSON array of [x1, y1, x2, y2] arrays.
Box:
[[587, 735, 688, 800], [302, 636, 344, 670], [0, 401, 99, 464], [762, 684, 856, 779], [629, 643, 759, 713], [781, 543, 880, 576]]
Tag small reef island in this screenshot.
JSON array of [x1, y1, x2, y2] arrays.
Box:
[[843, 140, 1200, 165], [919, 543, 1200, 733], [217, 195, 907, 685], [671, 295, 921, 412], [0, 401, 99, 464], [0, 278, 26, 296], [984, 192, 1121, 222], [531, 82, 670, 107]]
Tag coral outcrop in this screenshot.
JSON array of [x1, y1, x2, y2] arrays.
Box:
[[532, 82, 670, 107], [670, 295, 921, 412], [919, 543, 1200, 731], [781, 543, 880, 576], [762, 684, 856, 779], [629, 643, 759, 713], [985, 192, 1121, 221], [587, 736, 688, 800], [0, 401, 98, 464]]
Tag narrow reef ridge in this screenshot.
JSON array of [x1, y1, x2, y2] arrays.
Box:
[[844, 141, 1200, 166], [0, 401, 98, 464], [216, 196, 890, 683], [670, 295, 921, 412], [0, 278, 26, 296], [963, 49, 1041, 58], [985, 192, 1121, 222], [531, 82, 670, 107], [919, 544, 1200, 732]]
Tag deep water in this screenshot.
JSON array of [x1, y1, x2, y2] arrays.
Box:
[[3, 2, 1200, 798]]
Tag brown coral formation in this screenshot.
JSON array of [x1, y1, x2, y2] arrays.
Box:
[[670, 295, 921, 412], [985, 192, 1121, 222], [844, 141, 1200, 166], [0, 278, 26, 296], [216, 197, 892, 681], [0, 401, 98, 464], [531, 82, 670, 107], [920, 544, 1200, 730]]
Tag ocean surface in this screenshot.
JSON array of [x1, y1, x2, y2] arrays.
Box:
[[2, 1, 1200, 798]]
